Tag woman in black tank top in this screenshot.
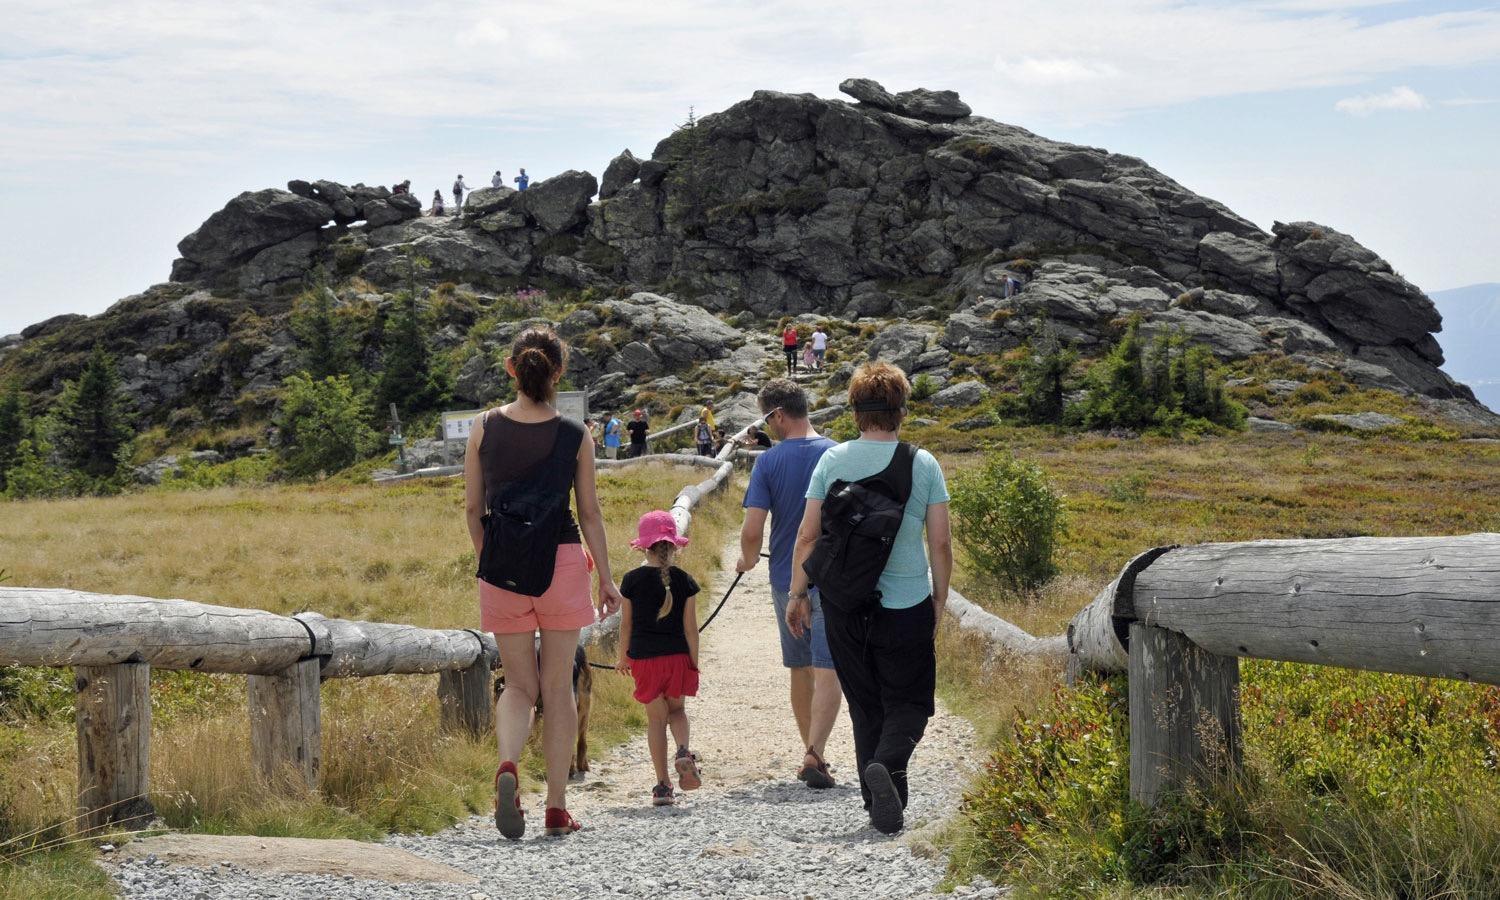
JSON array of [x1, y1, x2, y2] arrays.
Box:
[[464, 326, 624, 839]]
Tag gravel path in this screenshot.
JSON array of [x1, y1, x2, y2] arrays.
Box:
[[107, 539, 998, 899]]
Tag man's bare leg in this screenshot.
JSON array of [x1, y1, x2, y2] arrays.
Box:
[[789, 665, 813, 747], [807, 667, 842, 760]]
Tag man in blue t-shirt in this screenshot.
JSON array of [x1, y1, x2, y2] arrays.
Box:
[[737, 378, 841, 790], [602, 413, 623, 459]]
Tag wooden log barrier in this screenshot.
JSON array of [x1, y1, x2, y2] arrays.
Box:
[[247, 657, 321, 790], [0, 588, 314, 674], [75, 663, 155, 831], [296, 613, 488, 679], [1127, 623, 1241, 806], [437, 630, 500, 738]]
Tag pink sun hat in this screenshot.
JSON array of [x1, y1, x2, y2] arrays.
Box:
[[630, 509, 690, 550]]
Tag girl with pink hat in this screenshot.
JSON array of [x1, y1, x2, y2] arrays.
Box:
[[616, 509, 704, 806]]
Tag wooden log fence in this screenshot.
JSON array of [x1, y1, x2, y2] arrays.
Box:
[[1064, 533, 1500, 806], [0, 589, 499, 832]]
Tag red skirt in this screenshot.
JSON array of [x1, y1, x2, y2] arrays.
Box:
[[630, 653, 699, 703]]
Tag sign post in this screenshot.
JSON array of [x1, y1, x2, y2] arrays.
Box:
[[388, 403, 407, 473]]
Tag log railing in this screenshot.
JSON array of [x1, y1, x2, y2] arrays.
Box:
[[0, 589, 498, 832], [1065, 533, 1500, 806]]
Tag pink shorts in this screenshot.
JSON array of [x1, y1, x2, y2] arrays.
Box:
[[479, 543, 596, 634]]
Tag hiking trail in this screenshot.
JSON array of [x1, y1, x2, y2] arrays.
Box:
[[105, 537, 999, 899]]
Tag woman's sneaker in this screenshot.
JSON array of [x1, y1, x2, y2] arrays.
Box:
[[674, 747, 702, 791], [863, 762, 904, 835], [543, 806, 582, 836], [651, 782, 675, 807], [494, 762, 524, 840]]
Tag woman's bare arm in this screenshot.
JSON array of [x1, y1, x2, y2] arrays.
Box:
[[926, 502, 953, 630], [573, 432, 624, 616], [463, 413, 487, 556]]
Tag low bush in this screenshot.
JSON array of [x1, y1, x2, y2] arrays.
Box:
[[273, 374, 378, 478], [948, 451, 1066, 592]]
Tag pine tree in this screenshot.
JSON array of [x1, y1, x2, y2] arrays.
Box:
[[290, 274, 354, 379], [0, 383, 24, 492], [1016, 323, 1077, 425], [52, 348, 134, 482], [376, 255, 446, 416]]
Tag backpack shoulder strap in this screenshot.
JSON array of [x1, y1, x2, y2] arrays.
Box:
[[876, 441, 917, 505], [549, 418, 585, 487]]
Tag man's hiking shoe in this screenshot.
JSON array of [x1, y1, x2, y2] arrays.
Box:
[[543, 806, 582, 836], [651, 782, 676, 807], [864, 762, 904, 835], [674, 747, 702, 791], [494, 762, 524, 840], [797, 747, 835, 790]]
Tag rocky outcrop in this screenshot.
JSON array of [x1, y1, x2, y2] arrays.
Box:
[[600, 150, 641, 199]]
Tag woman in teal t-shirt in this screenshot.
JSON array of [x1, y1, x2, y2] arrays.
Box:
[[786, 361, 952, 835]]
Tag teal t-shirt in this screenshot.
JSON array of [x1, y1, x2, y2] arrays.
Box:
[[805, 438, 949, 609]]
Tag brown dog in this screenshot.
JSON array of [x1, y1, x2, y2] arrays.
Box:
[[495, 644, 592, 778]]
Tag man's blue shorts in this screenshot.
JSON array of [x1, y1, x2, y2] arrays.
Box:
[[771, 586, 835, 670]]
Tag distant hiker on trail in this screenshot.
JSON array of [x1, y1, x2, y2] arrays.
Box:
[[464, 326, 625, 840], [741, 423, 773, 449], [627, 408, 650, 458], [429, 190, 445, 216], [515, 168, 530, 191], [783, 325, 800, 375], [811, 327, 828, 372], [603, 412, 623, 459], [712, 427, 728, 456], [617, 510, 703, 807], [802, 342, 816, 373], [453, 175, 469, 210], [695, 413, 714, 457], [586, 417, 603, 457], [702, 401, 717, 431], [788, 361, 952, 834], [738, 378, 842, 790], [492, 170, 504, 188]]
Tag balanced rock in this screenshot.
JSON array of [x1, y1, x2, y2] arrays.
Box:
[[175, 189, 333, 273], [517, 170, 598, 234], [600, 150, 641, 199]]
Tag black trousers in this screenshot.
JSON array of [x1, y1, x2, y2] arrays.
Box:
[[785, 346, 798, 373], [823, 597, 936, 810], [628, 442, 646, 458]]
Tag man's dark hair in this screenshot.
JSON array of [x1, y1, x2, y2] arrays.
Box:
[[757, 378, 808, 419]]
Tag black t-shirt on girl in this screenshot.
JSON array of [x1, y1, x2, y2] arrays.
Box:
[[622, 564, 700, 659]]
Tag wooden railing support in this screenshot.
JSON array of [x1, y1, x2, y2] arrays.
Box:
[[438, 630, 499, 739], [247, 657, 322, 790], [75, 662, 155, 832], [1128, 623, 1241, 806]]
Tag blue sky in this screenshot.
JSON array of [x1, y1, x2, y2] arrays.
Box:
[[2, 0, 1498, 336]]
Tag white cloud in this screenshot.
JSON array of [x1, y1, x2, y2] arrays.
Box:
[[1441, 96, 1498, 107], [1334, 85, 1430, 115], [994, 57, 1119, 85]]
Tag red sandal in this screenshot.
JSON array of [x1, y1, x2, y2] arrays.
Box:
[[544, 806, 582, 836], [494, 761, 524, 840]]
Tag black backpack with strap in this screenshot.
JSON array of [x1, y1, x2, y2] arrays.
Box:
[[802, 442, 916, 614], [476, 416, 584, 597]]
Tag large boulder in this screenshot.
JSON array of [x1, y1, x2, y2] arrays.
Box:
[[363, 194, 421, 227], [238, 232, 321, 292], [175, 189, 333, 273], [837, 77, 969, 120], [359, 230, 528, 283], [462, 186, 517, 218], [1139, 309, 1271, 360], [1198, 232, 1279, 297], [929, 380, 990, 408], [517, 170, 598, 234], [600, 150, 641, 199], [597, 293, 741, 368], [867, 323, 937, 372]]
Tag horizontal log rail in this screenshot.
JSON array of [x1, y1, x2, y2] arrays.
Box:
[[0, 588, 499, 832], [1063, 533, 1500, 805]]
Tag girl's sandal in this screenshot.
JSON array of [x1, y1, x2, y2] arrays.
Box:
[[674, 747, 702, 791], [494, 762, 525, 840], [543, 806, 582, 836]]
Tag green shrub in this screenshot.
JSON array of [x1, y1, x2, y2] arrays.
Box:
[[949, 451, 1066, 592], [158, 454, 277, 490], [1006, 323, 1077, 425], [274, 374, 378, 478], [1072, 321, 1245, 434], [912, 374, 938, 402]]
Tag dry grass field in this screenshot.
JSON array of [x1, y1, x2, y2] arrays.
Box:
[[0, 465, 740, 898]]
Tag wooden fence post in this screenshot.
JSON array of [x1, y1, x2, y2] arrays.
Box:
[[1128, 623, 1241, 806], [438, 630, 497, 739], [248, 658, 321, 790], [75, 663, 155, 831]]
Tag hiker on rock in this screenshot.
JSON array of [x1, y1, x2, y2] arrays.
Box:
[[782, 324, 800, 375], [492, 170, 504, 188], [787, 361, 952, 834], [515, 168, 530, 191], [453, 175, 469, 210], [627, 408, 650, 458], [429, 190, 445, 216], [737, 378, 842, 790], [811, 326, 828, 372], [602, 411, 623, 459], [617, 510, 703, 807], [392, 180, 411, 196], [464, 326, 625, 840]]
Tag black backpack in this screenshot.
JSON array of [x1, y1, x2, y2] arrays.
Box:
[[802, 442, 916, 614], [476, 416, 584, 597]]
